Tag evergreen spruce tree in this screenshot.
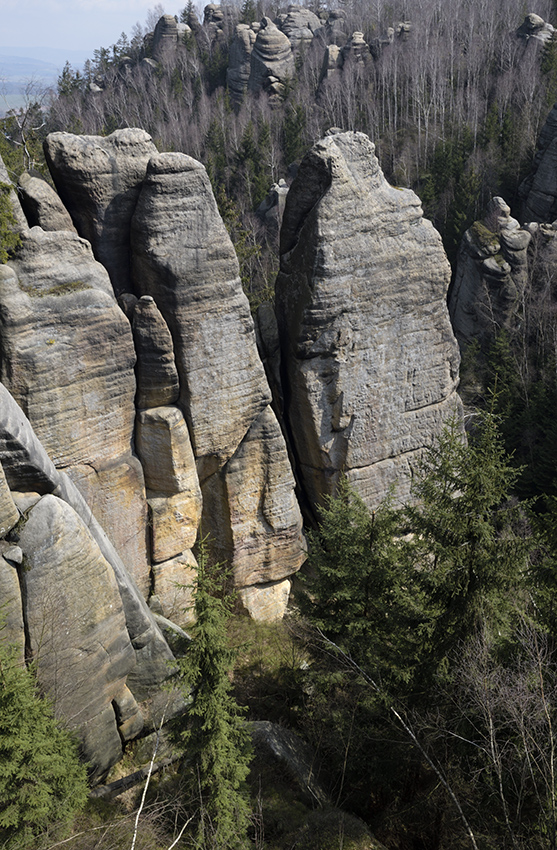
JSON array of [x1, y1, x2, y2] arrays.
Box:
[[301, 478, 419, 687], [0, 638, 88, 847], [174, 542, 252, 850], [406, 412, 529, 686]]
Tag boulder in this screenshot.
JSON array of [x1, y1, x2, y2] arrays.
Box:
[[17, 172, 76, 232], [449, 197, 531, 354], [44, 129, 158, 296], [275, 130, 462, 513], [238, 578, 292, 622], [135, 405, 201, 499]]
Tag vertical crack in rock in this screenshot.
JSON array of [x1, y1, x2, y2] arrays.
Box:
[[131, 151, 305, 616]]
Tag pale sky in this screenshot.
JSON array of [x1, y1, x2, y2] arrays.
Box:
[[0, 0, 178, 55]]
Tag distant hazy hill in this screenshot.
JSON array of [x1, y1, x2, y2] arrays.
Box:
[[0, 46, 90, 113]]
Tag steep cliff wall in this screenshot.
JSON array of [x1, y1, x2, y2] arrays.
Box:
[[0, 126, 464, 778], [275, 130, 462, 512]]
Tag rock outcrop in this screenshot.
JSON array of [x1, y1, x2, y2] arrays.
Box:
[[227, 24, 257, 101], [278, 6, 321, 51], [0, 381, 175, 778], [248, 17, 295, 99], [0, 121, 468, 778], [516, 12, 555, 45], [131, 151, 305, 612], [44, 129, 158, 296], [17, 172, 76, 233], [519, 102, 557, 223], [0, 229, 152, 595], [449, 197, 531, 352], [275, 130, 462, 512]]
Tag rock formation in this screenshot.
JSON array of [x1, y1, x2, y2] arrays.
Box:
[[0, 122, 467, 777], [519, 102, 557, 223], [0, 380, 175, 778], [152, 14, 182, 60], [17, 172, 76, 232], [516, 12, 555, 45], [130, 151, 305, 611], [0, 227, 152, 595], [275, 130, 462, 512], [278, 6, 321, 51], [44, 129, 158, 296], [449, 197, 531, 352], [248, 17, 295, 99], [227, 24, 257, 102]]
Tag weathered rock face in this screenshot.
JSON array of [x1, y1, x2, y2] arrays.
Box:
[[44, 129, 158, 296], [0, 381, 176, 777], [279, 6, 321, 51], [131, 151, 305, 613], [313, 9, 348, 48], [248, 17, 295, 98], [0, 154, 28, 233], [132, 295, 180, 410], [342, 32, 372, 66], [152, 14, 181, 60], [0, 228, 151, 595], [227, 24, 257, 102], [275, 130, 462, 512], [449, 197, 531, 353], [516, 12, 555, 45], [131, 152, 270, 472], [17, 172, 76, 233], [19, 494, 137, 780], [520, 103, 557, 223]]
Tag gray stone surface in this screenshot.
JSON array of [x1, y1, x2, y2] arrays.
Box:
[[450, 197, 531, 352], [131, 151, 305, 613], [276, 131, 462, 512], [279, 6, 321, 50], [0, 380, 176, 706], [131, 151, 270, 475], [520, 103, 557, 223], [44, 129, 158, 296], [132, 295, 180, 409], [19, 494, 136, 780], [0, 460, 19, 537], [0, 153, 27, 233], [227, 24, 256, 101], [17, 172, 76, 232], [152, 14, 181, 60], [248, 17, 295, 98]]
